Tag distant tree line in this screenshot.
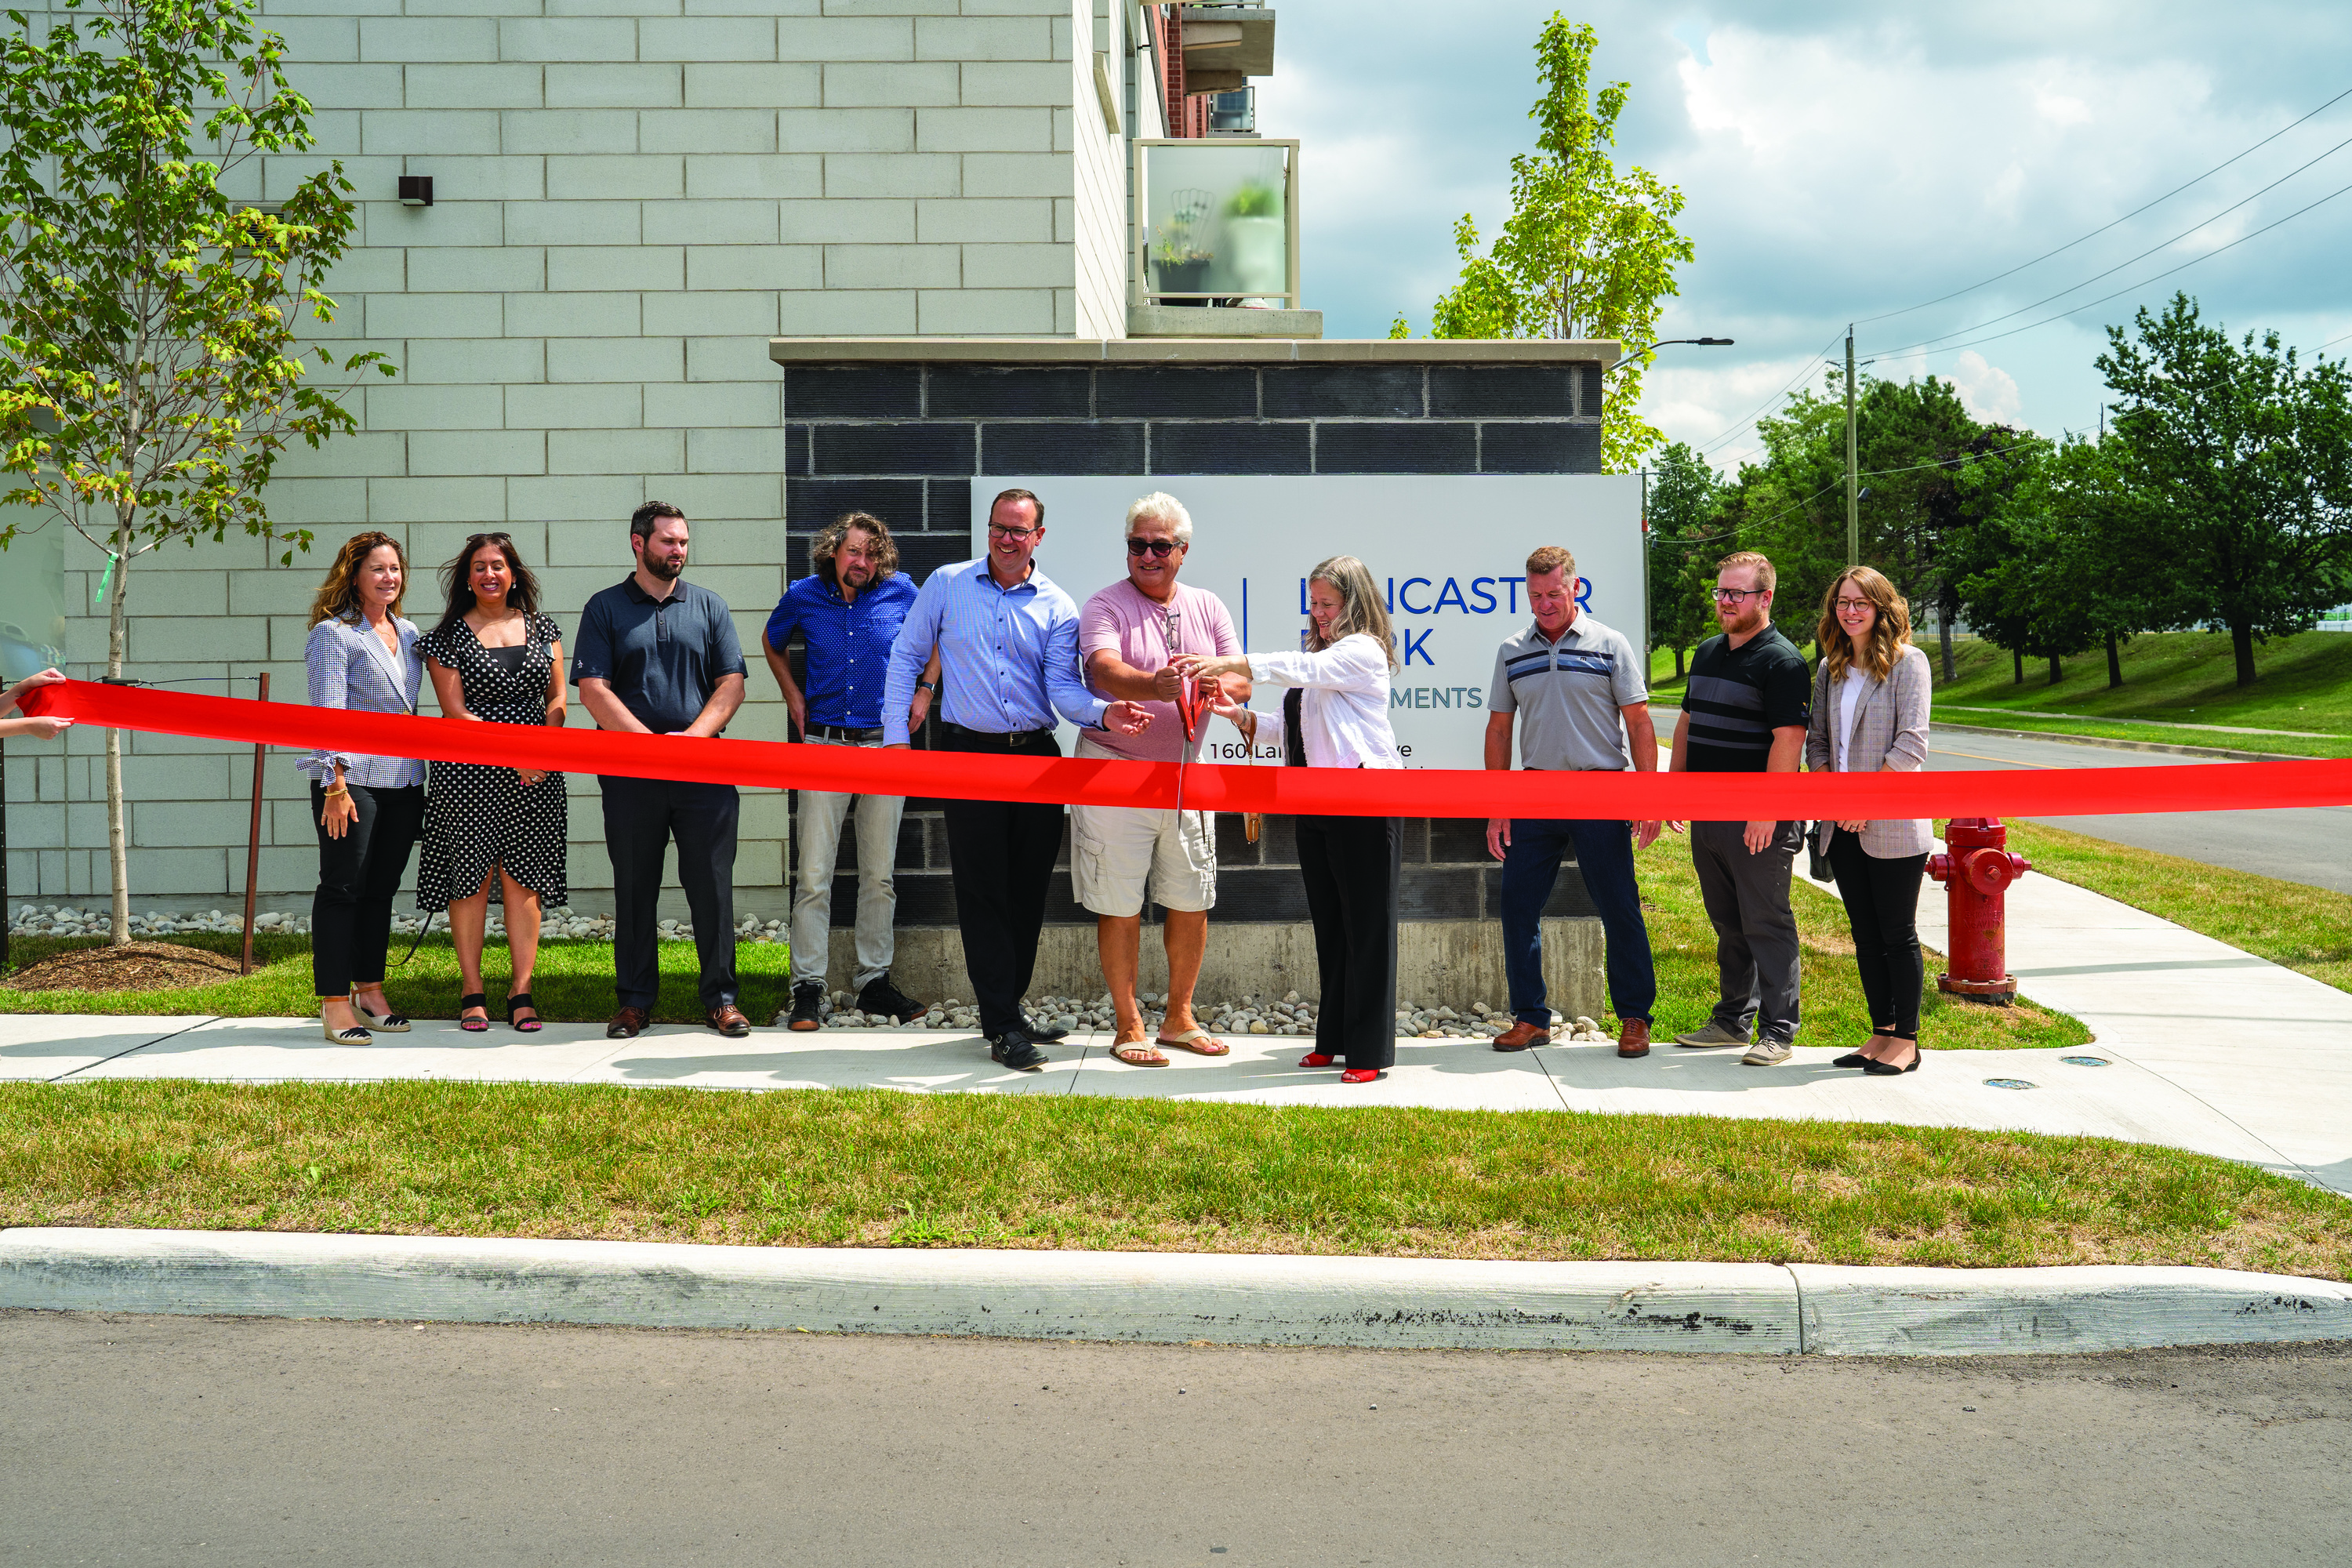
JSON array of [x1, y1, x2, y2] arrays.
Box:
[[1645, 293, 2352, 689]]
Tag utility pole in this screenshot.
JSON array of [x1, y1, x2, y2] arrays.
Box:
[[1845, 325, 1859, 567], [1639, 466, 1651, 679]]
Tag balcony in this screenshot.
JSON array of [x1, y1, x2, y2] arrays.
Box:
[[1129, 136, 1319, 338], [1178, 4, 1276, 95]]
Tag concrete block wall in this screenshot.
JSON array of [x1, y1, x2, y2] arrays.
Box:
[[5, 1, 1120, 914], [772, 353, 1612, 938]]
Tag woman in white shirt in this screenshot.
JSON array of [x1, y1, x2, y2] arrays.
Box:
[[1804, 566, 1933, 1076], [1177, 554, 1403, 1083]]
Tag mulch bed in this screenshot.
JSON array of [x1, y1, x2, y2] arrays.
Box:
[[5, 942, 247, 993]]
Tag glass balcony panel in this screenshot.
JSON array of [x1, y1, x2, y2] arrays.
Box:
[[1141, 140, 1290, 303]]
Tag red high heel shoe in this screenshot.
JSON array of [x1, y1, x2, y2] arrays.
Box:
[[1339, 1068, 1383, 1084], [1298, 1051, 1335, 1068]]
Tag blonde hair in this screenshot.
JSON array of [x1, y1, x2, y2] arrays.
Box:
[[1716, 550, 1775, 593], [308, 532, 408, 627], [1306, 554, 1397, 670], [1816, 566, 1912, 684]]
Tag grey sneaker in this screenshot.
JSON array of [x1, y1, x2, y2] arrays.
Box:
[[1742, 1038, 1794, 1066], [1674, 1020, 1750, 1048]]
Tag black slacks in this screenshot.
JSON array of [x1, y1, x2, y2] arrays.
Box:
[[599, 775, 739, 1013], [938, 724, 1063, 1038], [309, 782, 424, 998], [1827, 834, 1929, 1037], [1297, 814, 1401, 1072]]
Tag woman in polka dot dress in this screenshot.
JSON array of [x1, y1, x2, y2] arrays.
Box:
[[416, 532, 569, 1032]]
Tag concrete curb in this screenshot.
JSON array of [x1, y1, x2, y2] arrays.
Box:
[[1925, 720, 2315, 764], [7, 1229, 2350, 1356]]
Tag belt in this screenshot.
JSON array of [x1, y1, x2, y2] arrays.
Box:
[[808, 723, 885, 742], [939, 722, 1054, 751]]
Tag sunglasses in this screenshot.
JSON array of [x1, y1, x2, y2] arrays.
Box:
[[1126, 537, 1180, 558]]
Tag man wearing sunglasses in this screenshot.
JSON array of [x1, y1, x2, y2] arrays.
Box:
[[1070, 492, 1246, 1068], [882, 488, 1152, 1071], [1666, 550, 1812, 1065]]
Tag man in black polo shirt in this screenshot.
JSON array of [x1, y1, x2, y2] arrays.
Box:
[[1666, 550, 1811, 1065], [572, 501, 750, 1040]]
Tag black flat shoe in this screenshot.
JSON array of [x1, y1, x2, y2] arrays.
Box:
[[1863, 1040, 1923, 1075], [1022, 1014, 1070, 1044], [1832, 1052, 1871, 1068], [990, 1030, 1048, 1071], [506, 991, 542, 1033], [458, 992, 490, 1033]]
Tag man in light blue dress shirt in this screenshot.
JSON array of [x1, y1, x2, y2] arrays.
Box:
[[883, 487, 1152, 1070]]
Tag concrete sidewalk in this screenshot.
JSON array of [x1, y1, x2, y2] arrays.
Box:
[[5, 863, 2348, 1194]]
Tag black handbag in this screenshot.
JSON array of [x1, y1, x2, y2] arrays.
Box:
[[1806, 821, 1835, 884]]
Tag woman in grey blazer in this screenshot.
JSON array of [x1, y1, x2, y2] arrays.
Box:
[[301, 532, 428, 1045], [1805, 567, 1933, 1075]]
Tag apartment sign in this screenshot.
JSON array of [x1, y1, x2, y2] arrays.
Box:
[[974, 474, 1645, 769]]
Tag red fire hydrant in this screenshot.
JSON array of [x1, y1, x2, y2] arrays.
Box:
[[1927, 817, 2031, 1005]]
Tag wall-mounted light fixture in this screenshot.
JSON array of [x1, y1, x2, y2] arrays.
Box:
[[397, 176, 434, 208]]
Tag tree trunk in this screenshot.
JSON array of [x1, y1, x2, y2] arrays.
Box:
[[2231, 622, 2257, 688], [2012, 648, 2024, 684], [1938, 612, 1955, 683], [1671, 646, 1685, 679], [2046, 655, 2062, 686], [2105, 632, 2123, 689], [105, 519, 132, 947]]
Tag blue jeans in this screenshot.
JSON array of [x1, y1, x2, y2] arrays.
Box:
[[1501, 818, 1657, 1027]]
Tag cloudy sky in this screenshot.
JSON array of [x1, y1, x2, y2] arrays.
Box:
[[1261, 1, 2352, 470]]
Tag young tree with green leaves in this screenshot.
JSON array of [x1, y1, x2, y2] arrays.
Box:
[[1643, 441, 1720, 677], [0, 0, 390, 945], [1419, 13, 1694, 470], [2096, 293, 2352, 688]]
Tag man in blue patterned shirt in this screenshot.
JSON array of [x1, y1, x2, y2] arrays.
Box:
[[763, 512, 931, 1032], [883, 488, 1152, 1071]]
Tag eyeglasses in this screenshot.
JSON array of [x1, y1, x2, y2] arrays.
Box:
[[1126, 537, 1180, 558], [1711, 586, 1766, 604], [986, 522, 1039, 540], [1835, 597, 1875, 612]]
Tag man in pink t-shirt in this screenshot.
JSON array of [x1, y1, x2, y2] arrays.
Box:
[[1074, 492, 1247, 1068]]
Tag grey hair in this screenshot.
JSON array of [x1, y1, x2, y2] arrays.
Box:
[[1123, 491, 1193, 546]]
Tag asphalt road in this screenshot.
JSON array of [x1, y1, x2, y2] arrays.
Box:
[[5, 1312, 2349, 1566], [1919, 728, 2352, 894], [1654, 706, 2351, 893]]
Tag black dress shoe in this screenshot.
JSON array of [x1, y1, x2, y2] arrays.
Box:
[[858, 973, 925, 1024], [1022, 1014, 1070, 1044], [787, 982, 825, 1032], [990, 1029, 1048, 1071]]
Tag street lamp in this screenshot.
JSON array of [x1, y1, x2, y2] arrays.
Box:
[[1632, 337, 1734, 677]]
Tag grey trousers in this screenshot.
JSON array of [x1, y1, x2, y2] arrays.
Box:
[[1690, 818, 1804, 1044], [790, 738, 905, 990]]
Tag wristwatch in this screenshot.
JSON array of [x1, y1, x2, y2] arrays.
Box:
[[917, 680, 938, 693]]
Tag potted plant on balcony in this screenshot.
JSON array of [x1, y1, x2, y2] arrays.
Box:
[[1151, 187, 1215, 304], [1221, 181, 1285, 299]]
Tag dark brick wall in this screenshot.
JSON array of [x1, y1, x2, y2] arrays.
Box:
[[772, 356, 1607, 930]]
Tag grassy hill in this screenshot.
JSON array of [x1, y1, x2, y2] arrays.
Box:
[[1651, 627, 2352, 755]]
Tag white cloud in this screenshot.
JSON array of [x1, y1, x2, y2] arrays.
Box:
[[1946, 350, 2024, 424]]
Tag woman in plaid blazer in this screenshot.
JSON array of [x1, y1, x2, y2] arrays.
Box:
[[1804, 567, 1933, 1075]]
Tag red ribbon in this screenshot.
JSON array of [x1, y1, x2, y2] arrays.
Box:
[[22, 679, 2351, 818]]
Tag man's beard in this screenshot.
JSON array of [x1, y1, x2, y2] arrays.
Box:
[[644, 553, 686, 582]]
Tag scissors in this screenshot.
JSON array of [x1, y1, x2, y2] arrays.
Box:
[[1172, 670, 1206, 818]]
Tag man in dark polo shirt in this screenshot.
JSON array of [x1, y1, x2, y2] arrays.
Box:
[[1666, 550, 1811, 1065], [572, 501, 750, 1040]]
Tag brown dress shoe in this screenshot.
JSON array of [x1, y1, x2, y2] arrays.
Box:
[[1617, 1018, 1652, 1058], [1491, 1019, 1548, 1052], [706, 1004, 752, 1039], [606, 1005, 650, 1040]]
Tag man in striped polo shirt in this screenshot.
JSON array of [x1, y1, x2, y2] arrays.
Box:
[[1485, 546, 1661, 1058], [1666, 550, 1813, 1065]]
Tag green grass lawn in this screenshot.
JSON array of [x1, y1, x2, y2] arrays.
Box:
[[3, 1080, 2343, 1276], [0, 844, 2089, 1051], [0, 933, 797, 1025], [1652, 629, 2352, 757], [1987, 819, 2352, 996]]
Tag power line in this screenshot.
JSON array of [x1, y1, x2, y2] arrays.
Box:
[[1880, 127, 2352, 358], [1690, 330, 1845, 459], [1900, 172, 2352, 361], [1658, 441, 2043, 550], [1857, 83, 2352, 328]]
